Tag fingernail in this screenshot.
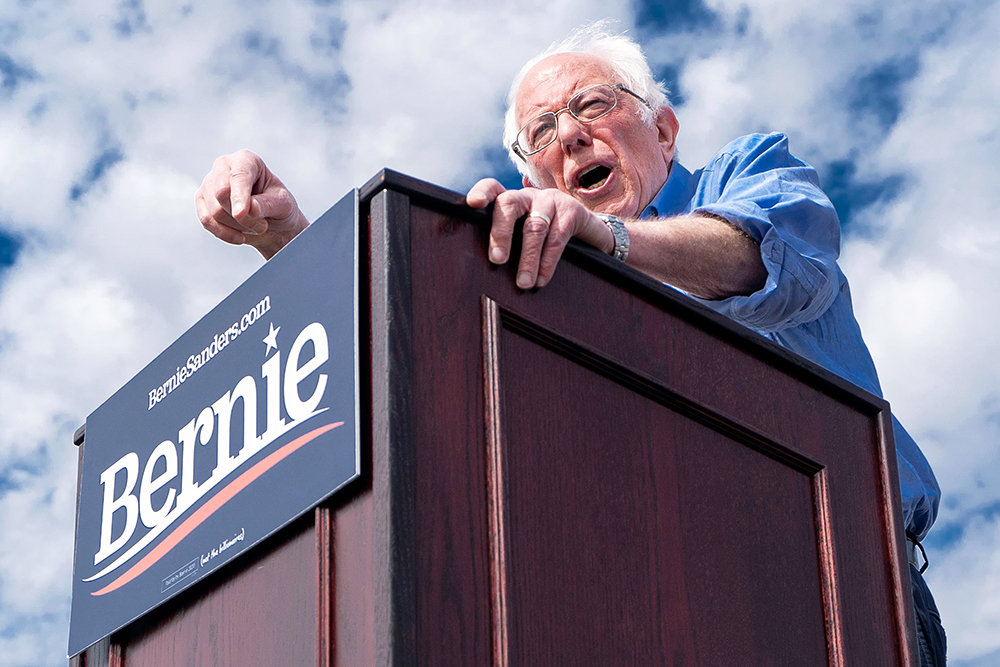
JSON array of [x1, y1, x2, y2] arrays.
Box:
[[232, 199, 244, 216], [490, 247, 506, 263], [246, 221, 267, 235], [536, 276, 547, 288], [517, 272, 532, 289]]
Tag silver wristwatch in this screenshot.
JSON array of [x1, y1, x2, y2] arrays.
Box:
[[594, 213, 630, 262]]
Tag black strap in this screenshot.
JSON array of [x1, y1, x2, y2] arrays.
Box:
[[906, 530, 929, 574]]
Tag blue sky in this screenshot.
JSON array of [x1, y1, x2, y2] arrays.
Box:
[[0, 233, 18, 271], [0, 0, 998, 664]]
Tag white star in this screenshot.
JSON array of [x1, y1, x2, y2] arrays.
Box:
[[263, 322, 280, 356]]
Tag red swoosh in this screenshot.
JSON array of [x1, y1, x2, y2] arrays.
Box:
[[91, 421, 344, 596]]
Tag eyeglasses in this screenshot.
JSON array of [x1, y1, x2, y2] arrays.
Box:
[[511, 83, 652, 160]]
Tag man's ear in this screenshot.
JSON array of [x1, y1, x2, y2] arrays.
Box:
[[655, 106, 680, 160]]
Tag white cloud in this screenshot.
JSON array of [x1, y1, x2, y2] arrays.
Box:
[[644, 0, 1000, 660], [1, 0, 999, 663], [0, 1, 629, 664], [932, 514, 1000, 658], [844, 0, 1000, 495]]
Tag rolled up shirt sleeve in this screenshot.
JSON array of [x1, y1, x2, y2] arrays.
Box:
[[689, 134, 843, 333], [653, 134, 942, 539]]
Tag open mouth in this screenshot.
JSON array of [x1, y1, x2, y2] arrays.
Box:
[[578, 165, 612, 191]]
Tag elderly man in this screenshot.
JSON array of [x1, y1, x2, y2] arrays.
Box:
[[195, 25, 945, 666]]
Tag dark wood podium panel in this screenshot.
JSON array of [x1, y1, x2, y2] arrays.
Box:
[[389, 172, 915, 666], [115, 513, 318, 666], [72, 171, 914, 666], [496, 331, 828, 666]]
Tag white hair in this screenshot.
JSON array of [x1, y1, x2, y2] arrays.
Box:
[[503, 21, 671, 184]]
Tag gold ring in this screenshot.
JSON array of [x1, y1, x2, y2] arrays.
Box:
[[527, 211, 552, 226]]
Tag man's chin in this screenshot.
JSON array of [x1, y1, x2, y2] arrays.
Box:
[[582, 195, 636, 219], [560, 178, 636, 217]]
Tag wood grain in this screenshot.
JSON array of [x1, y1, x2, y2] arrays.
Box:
[[369, 189, 417, 667], [814, 469, 846, 666], [403, 191, 912, 665], [316, 505, 334, 667], [68, 171, 915, 666], [482, 296, 510, 667], [115, 514, 316, 666]]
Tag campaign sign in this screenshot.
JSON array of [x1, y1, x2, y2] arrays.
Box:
[[68, 191, 361, 656]]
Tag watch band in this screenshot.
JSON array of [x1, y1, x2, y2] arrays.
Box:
[[595, 213, 630, 262]]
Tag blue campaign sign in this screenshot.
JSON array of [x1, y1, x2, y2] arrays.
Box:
[[68, 191, 361, 657]]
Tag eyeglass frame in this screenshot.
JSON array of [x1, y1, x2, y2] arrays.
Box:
[[511, 83, 653, 160]]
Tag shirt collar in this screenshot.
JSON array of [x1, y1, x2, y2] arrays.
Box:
[[641, 160, 696, 219]]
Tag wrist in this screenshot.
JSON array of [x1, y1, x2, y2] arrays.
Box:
[[583, 212, 616, 254], [592, 212, 630, 262], [250, 212, 310, 260]]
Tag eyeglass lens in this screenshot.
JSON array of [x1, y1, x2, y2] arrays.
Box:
[[517, 84, 618, 155]]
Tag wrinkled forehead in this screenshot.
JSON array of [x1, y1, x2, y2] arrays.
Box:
[[514, 52, 618, 124]]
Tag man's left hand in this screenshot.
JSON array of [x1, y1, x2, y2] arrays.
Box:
[[466, 179, 614, 289]]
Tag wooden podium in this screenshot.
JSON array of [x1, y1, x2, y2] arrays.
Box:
[[71, 171, 917, 666]]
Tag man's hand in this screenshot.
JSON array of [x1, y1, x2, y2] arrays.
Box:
[[466, 179, 614, 289], [195, 150, 310, 259]]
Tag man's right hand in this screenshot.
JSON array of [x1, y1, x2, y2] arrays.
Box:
[[195, 150, 309, 259], [466, 178, 614, 289]]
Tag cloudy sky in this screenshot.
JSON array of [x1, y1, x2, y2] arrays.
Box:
[[0, 0, 997, 664]]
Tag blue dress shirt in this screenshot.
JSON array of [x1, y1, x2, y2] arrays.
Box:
[[643, 133, 939, 539]]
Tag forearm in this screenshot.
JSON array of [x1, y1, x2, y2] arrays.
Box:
[[623, 214, 767, 300]]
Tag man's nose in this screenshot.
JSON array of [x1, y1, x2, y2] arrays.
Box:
[[556, 111, 592, 152]]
